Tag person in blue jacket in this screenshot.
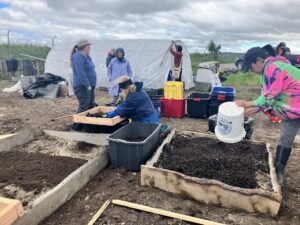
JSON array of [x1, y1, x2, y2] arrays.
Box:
[[107, 48, 132, 105], [70, 39, 97, 131], [105, 76, 159, 123]]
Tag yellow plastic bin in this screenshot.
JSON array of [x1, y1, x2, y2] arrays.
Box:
[[164, 81, 184, 99]]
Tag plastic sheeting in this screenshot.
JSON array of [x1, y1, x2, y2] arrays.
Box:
[[2, 80, 22, 93], [45, 39, 194, 91], [23, 73, 65, 99]]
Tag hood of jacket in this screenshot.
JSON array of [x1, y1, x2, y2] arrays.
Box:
[[116, 47, 125, 61]]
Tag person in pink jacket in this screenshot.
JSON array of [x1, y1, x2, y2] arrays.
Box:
[[236, 47, 300, 186]]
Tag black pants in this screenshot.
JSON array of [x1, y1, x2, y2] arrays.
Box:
[[72, 85, 95, 131]]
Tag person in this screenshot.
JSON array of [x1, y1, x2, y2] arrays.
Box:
[[169, 43, 183, 81], [70, 39, 97, 131], [235, 47, 300, 186], [105, 76, 160, 123], [107, 48, 132, 105], [262, 44, 276, 57], [106, 48, 116, 68], [276, 42, 287, 56]]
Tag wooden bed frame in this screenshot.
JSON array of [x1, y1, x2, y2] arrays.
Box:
[[141, 130, 282, 216]]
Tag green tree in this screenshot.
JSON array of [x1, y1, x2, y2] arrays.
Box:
[[207, 40, 222, 60]]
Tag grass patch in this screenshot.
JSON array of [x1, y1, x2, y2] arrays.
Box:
[[190, 52, 241, 74], [223, 72, 260, 86], [223, 72, 261, 100], [0, 44, 50, 60]]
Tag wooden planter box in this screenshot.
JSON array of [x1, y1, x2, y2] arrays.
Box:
[[141, 130, 282, 216], [0, 128, 109, 225], [73, 106, 125, 126], [0, 197, 24, 225]]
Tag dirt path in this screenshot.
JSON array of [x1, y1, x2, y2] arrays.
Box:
[[0, 89, 111, 134]]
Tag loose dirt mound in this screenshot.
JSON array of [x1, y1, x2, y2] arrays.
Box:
[[154, 135, 271, 190], [14, 135, 103, 160]]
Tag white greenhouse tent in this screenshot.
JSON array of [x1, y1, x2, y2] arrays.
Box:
[[45, 39, 194, 93]]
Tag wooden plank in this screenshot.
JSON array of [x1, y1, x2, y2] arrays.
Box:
[[14, 150, 109, 225], [112, 199, 225, 225], [146, 129, 175, 166], [77, 106, 116, 116], [73, 106, 125, 126], [0, 197, 24, 225], [141, 165, 281, 216], [0, 128, 42, 152], [87, 200, 110, 225], [267, 144, 281, 195]]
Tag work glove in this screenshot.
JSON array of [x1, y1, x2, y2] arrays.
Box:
[[105, 110, 117, 118], [87, 86, 91, 91]]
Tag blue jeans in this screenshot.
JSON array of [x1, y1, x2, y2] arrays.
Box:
[[72, 85, 95, 130]]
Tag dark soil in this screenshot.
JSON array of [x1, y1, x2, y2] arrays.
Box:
[[154, 135, 271, 190], [86, 112, 104, 118], [124, 136, 146, 142], [74, 142, 97, 153], [0, 151, 86, 193]]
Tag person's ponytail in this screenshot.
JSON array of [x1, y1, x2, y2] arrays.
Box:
[[70, 45, 78, 67]]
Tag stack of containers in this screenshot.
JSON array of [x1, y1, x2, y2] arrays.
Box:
[[161, 81, 185, 118], [209, 87, 235, 116]]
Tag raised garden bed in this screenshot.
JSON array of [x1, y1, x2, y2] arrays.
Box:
[[141, 130, 282, 216], [0, 128, 109, 225], [73, 106, 125, 126], [0, 151, 85, 209]]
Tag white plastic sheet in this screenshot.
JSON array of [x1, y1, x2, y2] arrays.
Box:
[[45, 39, 194, 92]]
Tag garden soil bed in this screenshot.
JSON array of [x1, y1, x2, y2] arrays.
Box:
[[0, 151, 86, 209], [154, 134, 272, 190]]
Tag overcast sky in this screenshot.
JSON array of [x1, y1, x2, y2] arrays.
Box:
[[0, 0, 300, 53]]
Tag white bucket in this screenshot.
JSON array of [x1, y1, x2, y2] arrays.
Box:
[[215, 102, 246, 143]]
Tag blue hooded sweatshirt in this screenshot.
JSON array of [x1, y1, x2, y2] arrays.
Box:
[[115, 82, 159, 123], [72, 52, 97, 88]]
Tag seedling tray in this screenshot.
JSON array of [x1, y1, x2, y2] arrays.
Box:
[[73, 106, 125, 126]]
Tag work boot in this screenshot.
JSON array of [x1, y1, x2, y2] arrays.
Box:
[[275, 145, 281, 165], [275, 146, 292, 186]]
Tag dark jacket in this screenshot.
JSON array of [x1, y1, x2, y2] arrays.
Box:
[[72, 52, 97, 88], [116, 82, 159, 122], [106, 51, 115, 68]]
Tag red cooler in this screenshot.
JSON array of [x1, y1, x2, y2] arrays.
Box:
[[161, 98, 185, 118]]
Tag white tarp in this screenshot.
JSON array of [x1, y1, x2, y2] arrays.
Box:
[[45, 39, 194, 91]]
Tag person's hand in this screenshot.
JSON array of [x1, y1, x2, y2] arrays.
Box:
[[235, 99, 246, 108], [105, 111, 117, 118]]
